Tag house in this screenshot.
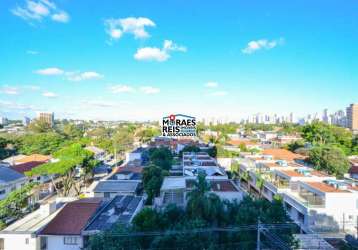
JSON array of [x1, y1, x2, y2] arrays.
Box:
[[38, 198, 103, 250], [348, 157, 358, 180], [38, 196, 144, 250], [108, 166, 143, 181], [0, 166, 27, 200], [85, 146, 106, 161], [182, 152, 227, 178], [1, 155, 26, 166], [125, 147, 145, 163], [155, 176, 244, 208], [88, 180, 140, 198], [0, 202, 64, 250]]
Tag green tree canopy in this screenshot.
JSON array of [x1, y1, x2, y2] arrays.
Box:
[[309, 145, 350, 178]]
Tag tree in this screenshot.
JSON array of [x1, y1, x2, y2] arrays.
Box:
[[179, 145, 200, 158], [136, 127, 161, 143], [62, 123, 83, 139], [309, 145, 350, 178], [27, 120, 53, 133], [0, 183, 36, 224], [148, 147, 173, 170], [26, 143, 97, 196], [17, 133, 65, 155], [142, 164, 169, 204]]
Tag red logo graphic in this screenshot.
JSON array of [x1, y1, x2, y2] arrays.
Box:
[[169, 114, 176, 121]]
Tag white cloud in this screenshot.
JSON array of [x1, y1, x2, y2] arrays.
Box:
[[0, 86, 19, 95], [26, 50, 39, 55], [209, 91, 228, 96], [11, 0, 69, 24], [205, 82, 218, 88], [242, 38, 284, 54], [109, 85, 135, 94], [134, 47, 169, 62], [134, 40, 186, 62], [140, 86, 160, 94], [104, 17, 155, 41], [35, 67, 64, 75], [51, 11, 69, 23], [66, 71, 103, 81], [42, 91, 57, 98]]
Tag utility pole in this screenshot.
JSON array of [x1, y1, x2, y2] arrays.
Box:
[[257, 219, 261, 250]]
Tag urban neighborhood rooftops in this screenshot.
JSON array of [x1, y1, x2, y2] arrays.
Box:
[[40, 198, 103, 235], [302, 181, 349, 193], [10, 161, 46, 174], [16, 154, 52, 164]]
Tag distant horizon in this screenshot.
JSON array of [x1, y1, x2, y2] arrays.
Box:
[[1, 1, 358, 121]]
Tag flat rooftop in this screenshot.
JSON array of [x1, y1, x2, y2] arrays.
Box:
[[93, 180, 139, 193], [161, 177, 186, 191]]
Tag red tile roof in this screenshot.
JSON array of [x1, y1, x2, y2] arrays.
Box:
[[210, 180, 238, 192], [303, 182, 349, 193], [349, 166, 358, 174], [11, 161, 46, 174], [262, 149, 304, 162], [278, 170, 304, 177], [40, 198, 102, 235]]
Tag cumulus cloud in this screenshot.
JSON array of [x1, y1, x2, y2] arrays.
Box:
[[66, 71, 103, 81], [104, 17, 155, 41], [0, 86, 19, 95], [34, 68, 103, 81], [140, 86, 160, 94], [35, 67, 64, 75], [242, 38, 284, 54], [51, 11, 69, 23], [109, 85, 135, 94], [42, 91, 57, 98], [11, 0, 70, 24], [205, 82, 218, 88], [134, 40, 186, 62]]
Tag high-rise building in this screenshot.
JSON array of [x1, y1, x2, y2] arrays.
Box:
[[0, 117, 8, 125], [37, 112, 54, 127], [346, 103, 358, 130], [23, 117, 31, 126]]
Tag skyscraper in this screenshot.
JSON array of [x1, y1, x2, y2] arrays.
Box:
[[346, 104, 358, 130]]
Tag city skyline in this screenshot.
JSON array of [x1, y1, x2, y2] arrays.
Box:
[[1, 0, 358, 121]]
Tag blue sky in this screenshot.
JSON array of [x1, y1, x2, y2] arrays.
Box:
[[0, 0, 358, 121]]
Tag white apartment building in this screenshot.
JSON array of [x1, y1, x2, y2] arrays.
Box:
[[237, 152, 358, 235], [182, 152, 227, 178], [0, 167, 27, 200]]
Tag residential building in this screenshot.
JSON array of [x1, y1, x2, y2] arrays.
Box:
[[237, 151, 358, 234], [0, 166, 27, 200], [23, 117, 31, 127], [155, 176, 244, 208], [182, 152, 227, 178], [0, 117, 8, 126], [0, 202, 64, 250], [38, 196, 143, 250], [37, 112, 54, 127], [347, 103, 358, 131], [87, 180, 140, 198]]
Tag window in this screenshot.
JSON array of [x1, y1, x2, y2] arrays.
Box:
[[104, 192, 111, 198], [64, 236, 78, 245]]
